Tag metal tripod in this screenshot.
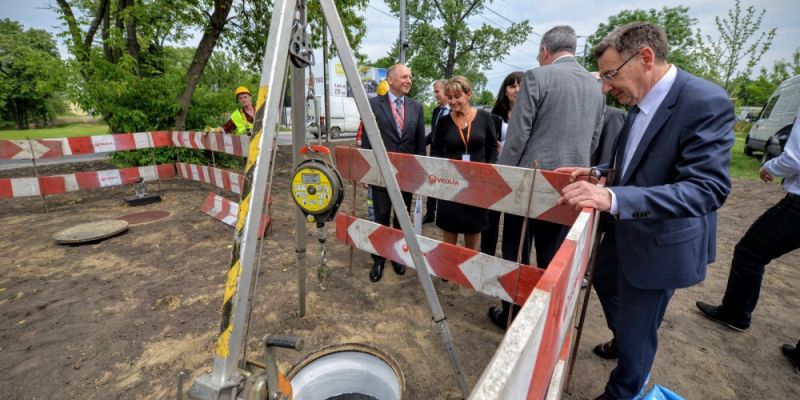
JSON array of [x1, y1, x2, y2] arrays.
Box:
[[188, 0, 469, 398]]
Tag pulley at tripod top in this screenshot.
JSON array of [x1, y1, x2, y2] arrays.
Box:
[[290, 146, 344, 224]]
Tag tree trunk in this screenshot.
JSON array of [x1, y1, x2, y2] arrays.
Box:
[[174, 0, 233, 130], [125, 0, 141, 74]]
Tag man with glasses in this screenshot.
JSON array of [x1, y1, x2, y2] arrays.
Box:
[[487, 25, 604, 330], [555, 22, 734, 399]]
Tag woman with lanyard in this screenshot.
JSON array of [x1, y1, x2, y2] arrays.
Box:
[[481, 71, 523, 256], [431, 76, 498, 249]]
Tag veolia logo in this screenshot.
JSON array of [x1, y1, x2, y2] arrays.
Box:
[[428, 175, 460, 185]]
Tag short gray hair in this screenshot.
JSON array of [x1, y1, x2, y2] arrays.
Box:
[[541, 25, 577, 54], [594, 22, 669, 62], [433, 79, 447, 89]]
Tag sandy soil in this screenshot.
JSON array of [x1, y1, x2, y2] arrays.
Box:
[[1, 148, 798, 400]]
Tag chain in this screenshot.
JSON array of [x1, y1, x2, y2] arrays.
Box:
[[316, 223, 331, 289]]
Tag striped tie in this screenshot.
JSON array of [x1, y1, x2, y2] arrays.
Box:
[[394, 98, 404, 133]]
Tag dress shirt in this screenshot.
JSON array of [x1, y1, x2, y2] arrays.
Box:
[[609, 65, 678, 216], [763, 110, 800, 195]]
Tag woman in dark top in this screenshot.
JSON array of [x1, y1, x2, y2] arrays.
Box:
[[482, 71, 523, 256], [431, 76, 498, 249]]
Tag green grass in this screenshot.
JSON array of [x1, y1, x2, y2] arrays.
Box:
[[0, 123, 109, 140], [730, 131, 762, 180]]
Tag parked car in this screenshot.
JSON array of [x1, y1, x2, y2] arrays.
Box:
[[762, 120, 795, 163], [744, 74, 800, 156], [306, 95, 361, 139]]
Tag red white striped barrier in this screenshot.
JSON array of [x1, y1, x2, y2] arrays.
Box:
[[335, 213, 545, 304], [0, 139, 63, 159], [0, 164, 176, 198], [200, 192, 271, 238], [1, 131, 249, 160], [176, 162, 245, 195], [469, 208, 598, 399], [171, 131, 250, 157], [334, 147, 582, 226]]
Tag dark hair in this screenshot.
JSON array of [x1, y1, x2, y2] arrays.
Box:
[[594, 22, 669, 62], [491, 71, 524, 121]]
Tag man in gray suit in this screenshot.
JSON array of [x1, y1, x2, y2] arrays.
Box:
[[488, 25, 605, 329]]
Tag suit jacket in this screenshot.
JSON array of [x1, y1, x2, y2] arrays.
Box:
[[591, 106, 626, 165], [601, 69, 735, 290], [362, 94, 426, 156], [428, 105, 447, 145], [498, 56, 605, 170]]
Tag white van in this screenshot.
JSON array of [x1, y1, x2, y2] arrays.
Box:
[[744, 74, 800, 156], [306, 95, 361, 138]]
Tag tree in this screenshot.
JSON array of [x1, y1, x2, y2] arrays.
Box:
[[474, 89, 494, 106], [695, 0, 776, 95], [382, 0, 532, 96], [0, 19, 66, 129], [223, 0, 369, 73], [738, 48, 800, 106], [584, 6, 700, 74], [56, 0, 235, 131]]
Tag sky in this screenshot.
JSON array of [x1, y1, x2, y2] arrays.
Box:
[[2, 0, 798, 98]]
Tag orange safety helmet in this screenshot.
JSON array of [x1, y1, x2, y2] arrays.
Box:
[[235, 86, 251, 98]]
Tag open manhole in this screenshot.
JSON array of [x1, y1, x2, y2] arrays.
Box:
[[287, 343, 404, 400], [117, 210, 171, 225]]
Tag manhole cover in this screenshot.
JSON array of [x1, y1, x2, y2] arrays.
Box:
[[117, 210, 171, 225], [53, 220, 129, 244]]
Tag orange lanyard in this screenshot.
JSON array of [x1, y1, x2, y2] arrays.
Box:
[[455, 111, 472, 153]]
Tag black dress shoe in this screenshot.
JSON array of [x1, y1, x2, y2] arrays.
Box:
[[781, 343, 800, 372], [488, 306, 509, 330], [593, 338, 617, 359], [593, 394, 612, 400], [392, 261, 406, 275], [369, 262, 384, 282], [423, 213, 435, 224], [695, 301, 749, 331]]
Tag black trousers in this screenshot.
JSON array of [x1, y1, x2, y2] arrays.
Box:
[[721, 193, 800, 325], [480, 209, 502, 256], [370, 186, 413, 265], [498, 213, 568, 319]]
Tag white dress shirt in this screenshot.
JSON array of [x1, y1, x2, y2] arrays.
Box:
[[763, 110, 800, 196], [609, 65, 678, 215]]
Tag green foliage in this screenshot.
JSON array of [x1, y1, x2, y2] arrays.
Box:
[[0, 122, 108, 139], [0, 19, 67, 129], [694, 0, 776, 94], [737, 48, 800, 106], [223, 0, 369, 73], [381, 0, 532, 97], [474, 90, 495, 106], [585, 6, 700, 74]]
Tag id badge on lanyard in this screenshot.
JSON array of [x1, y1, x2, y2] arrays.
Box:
[[457, 114, 472, 162]]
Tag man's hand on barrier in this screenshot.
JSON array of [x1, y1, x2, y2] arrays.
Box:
[[558, 180, 612, 212], [203, 126, 218, 134]]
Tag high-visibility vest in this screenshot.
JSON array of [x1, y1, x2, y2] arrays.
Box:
[[231, 109, 253, 135]]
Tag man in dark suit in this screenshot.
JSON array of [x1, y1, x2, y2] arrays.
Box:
[[361, 63, 426, 282], [488, 25, 605, 329], [557, 22, 734, 399], [423, 79, 449, 223]]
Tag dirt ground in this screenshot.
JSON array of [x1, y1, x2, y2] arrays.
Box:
[[1, 147, 798, 400]]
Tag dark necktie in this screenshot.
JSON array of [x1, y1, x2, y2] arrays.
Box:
[[612, 105, 640, 184]]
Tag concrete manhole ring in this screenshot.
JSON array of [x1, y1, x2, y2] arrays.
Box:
[[52, 219, 129, 244], [287, 343, 405, 400]]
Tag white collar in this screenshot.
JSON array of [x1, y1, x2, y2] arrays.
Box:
[[636, 65, 677, 116]]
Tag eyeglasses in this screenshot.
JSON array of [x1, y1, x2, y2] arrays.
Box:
[[600, 50, 640, 82]]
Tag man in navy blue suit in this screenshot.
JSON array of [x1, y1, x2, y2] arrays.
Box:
[[556, 22, 735, 399]]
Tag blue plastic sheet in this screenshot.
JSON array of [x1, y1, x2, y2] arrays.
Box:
[[641, 384, 684, 400]]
